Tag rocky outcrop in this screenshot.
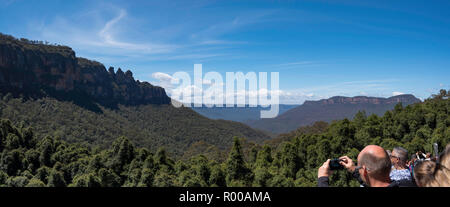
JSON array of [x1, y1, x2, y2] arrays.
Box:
[[0, 33, 170, 109]]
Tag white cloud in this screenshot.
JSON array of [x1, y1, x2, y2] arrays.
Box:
[[163, 81, 289, 105], [392, 91, 405, 96], [153, 76, 403, 105], [151, 72, 179, 90], [152, 72, 178, 82]]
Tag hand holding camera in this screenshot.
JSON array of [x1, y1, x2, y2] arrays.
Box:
[[318, 156, 357, 178], [329, 159, 344, 170], [326, 156, 356, 171], [338, 156, 356, 173], [318, 159, 333, 178]]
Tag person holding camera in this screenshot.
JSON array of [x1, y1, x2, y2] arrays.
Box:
[[318, 145, 416, 187]]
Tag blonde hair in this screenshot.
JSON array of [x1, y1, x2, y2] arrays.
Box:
[[414, 161, 437, 187], [414, 144, 450, 187]]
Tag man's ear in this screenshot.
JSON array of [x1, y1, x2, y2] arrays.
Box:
[[362, 166, 369, 177], [360, 166, 370, 186]]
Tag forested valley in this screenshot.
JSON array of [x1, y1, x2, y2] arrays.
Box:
[[1, 90, 448, 187]]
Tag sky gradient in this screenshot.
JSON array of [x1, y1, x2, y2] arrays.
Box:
[[1, 0, 449, 104]]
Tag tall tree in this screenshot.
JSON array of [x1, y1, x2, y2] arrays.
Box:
[[225, 137, 252, 186]]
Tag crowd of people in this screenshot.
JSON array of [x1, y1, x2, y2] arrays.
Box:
[[317, 143, 450, 187]]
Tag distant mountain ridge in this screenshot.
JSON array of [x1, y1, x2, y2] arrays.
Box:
[[303, 95, 420, 105], [246, 94, 421, 134]]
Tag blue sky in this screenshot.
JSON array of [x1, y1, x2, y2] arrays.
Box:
[[1, 0, 449, 104]]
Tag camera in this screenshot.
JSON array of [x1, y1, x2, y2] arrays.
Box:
[[329, 159, 344, 170]]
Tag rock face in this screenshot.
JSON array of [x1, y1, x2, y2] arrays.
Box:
[[0, 33, 170, 109], [247, 95, 421, 134]]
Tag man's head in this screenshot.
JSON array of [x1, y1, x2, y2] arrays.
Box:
[[391, 147, 408, 167], [357, 145, 392, 186], [411, 154, 417, 161]]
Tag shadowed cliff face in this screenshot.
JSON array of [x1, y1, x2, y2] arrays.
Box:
[[0, 34, 170, 111]]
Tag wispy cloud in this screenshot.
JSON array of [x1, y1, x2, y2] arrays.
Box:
[[94, 9, 177, 53], [98, 9, 127, 46], [34, 8, 178, 59], [29, 4, 263, 64], [189, 9, 279, 41]]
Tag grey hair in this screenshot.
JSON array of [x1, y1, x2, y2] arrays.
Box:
[[393, 147, 408, 162], [386, 150, 391, 156]]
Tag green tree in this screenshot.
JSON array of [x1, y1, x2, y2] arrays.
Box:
[[70, 173, 101, 187], [208, 164, 226, 187], [0, 170, 8, 185], [98, 168, 121, 187], [138, 168, 154, 187], [109, 136, 135, 175], [38, 137, 55, 167], [225, 137, 252, 185], [6, 176, 29, 187], [153, 166, 175, 187], [47, 169, 66, 187], [26, 178, 46, 187]]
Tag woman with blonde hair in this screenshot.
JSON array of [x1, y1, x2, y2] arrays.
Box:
[[414, 144, 450, 187]]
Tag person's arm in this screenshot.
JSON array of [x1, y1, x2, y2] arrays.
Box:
[[317, 159, 332, 187], [421, 153, 427, 158], [317, 176, 329, 187]]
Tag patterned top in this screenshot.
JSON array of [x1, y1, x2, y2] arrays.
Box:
[[390, 168, 412, 182]]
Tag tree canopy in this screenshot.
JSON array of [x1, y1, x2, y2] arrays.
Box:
[[0, 90, 448, 187]]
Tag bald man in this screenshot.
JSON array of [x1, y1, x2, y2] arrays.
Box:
[[317, 145, 416, 187]]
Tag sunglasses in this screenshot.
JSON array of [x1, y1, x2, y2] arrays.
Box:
[[355, 165, 370, 172], [390, 155, 399, 159]]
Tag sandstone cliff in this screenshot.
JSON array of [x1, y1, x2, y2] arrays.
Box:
[[0, 33, 170, 110]]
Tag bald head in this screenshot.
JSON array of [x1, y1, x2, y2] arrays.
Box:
[[359, 145, 388, 158], [358, 145, 392, 180]]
